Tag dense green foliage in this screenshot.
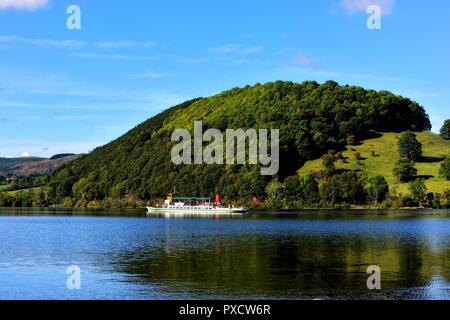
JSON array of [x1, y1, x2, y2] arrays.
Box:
[[49, 153, 76, 160], [367, 175, 389, 204], [321, 154, 337, 177], [0, 189, 50, 208], [321, 171, 367, 205], [440, 120, 450, 140], [8, 175, 50, 191], [398, 131, 423, 161], [409, 179, 428, 201], [14, 81, 432, 207], [393, 158, 418, 182], [0, 175, 9, 191], [440, 155, 450, 180]]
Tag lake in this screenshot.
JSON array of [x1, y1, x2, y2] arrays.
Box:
[[0, 208, 449, 300]]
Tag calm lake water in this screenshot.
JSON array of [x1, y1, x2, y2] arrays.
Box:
[[0, 208, 449, 300]]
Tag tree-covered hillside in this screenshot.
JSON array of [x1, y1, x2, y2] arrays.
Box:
[[46, 80, 432, 207]]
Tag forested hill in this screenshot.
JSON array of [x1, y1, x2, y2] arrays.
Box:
[[49, 80, 431, 206]]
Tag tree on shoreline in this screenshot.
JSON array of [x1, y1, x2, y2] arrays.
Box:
[[410, 179, 427, 202], [298, 174, 320, 205], [367, 175, 389, 204]]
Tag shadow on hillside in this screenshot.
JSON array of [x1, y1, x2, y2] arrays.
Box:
[[335, 168, 364, 174], [416, 174, 434, 180], [360, 131, 383, 140], [348, 132, 383, 146], [419, 156, 445, 163]]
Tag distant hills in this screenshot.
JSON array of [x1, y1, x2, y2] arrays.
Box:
[[0, 157, 45, 172], [50, 153, 76, 160], [48, 80, 433, 206], [0, 154, 80, 178]]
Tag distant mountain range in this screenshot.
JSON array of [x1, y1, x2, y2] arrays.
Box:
[[0, 154, 80, 178]]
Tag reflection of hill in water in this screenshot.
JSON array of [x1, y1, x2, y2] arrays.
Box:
[[110, 219, 450, 299]]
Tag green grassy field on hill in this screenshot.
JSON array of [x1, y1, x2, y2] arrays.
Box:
[[2, 186, 46, 195], [298, 131, 450, 195]]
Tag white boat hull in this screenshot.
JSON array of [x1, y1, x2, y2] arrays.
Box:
[[146, 206, 250, 215]]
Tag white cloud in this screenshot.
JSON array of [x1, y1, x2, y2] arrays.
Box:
[[53, 115, 114, 121], [178, 57, 210, 65], [280, 65, 403, 82], [292, 52, 323, 70], [339, 0, 396, 15], [131, 70, 168, 79], [20, 151, 30, 157], [211, 44, 263, 55], [0, 35, 86, 49], [0, 36, 156, 51], [95, 41, 155, 49], [0, 67, 188, 110], [73, 52, 158, 61], [205, 44, 264, 66], [0, 0, 48, 11]]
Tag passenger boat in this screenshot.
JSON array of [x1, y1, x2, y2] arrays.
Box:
[[146, 194, 251, 215]]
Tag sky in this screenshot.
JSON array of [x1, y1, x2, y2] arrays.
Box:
[[0, 0, 449, 158]]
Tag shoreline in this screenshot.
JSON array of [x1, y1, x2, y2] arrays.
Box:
[[0, 206, 448, 213]]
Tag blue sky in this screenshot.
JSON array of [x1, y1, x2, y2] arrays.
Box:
[[0, 0, 449, 157]]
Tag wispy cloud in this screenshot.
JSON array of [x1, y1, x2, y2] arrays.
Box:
[[0, 36, 156, 52], [0, 68, 68, 95], [0, 0, 48, 11], [292, 52, 323, 70], [0, 35, 87, 49], [0, 68, 187, 109], [73, 52, 159, 61], [53, 114, 115, 121], [178, 57, 210, 65], [131, 70, 168, 79], [198, 44, 265, 66], [339, 0, 396, 15], [211, 44, 263, 55], [280, 65, 403, 82], [95, 40, 155, 49], [284, 50, 402, 82]]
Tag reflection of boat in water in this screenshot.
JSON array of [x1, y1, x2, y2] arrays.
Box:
[[146, 194, 251, 215]]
